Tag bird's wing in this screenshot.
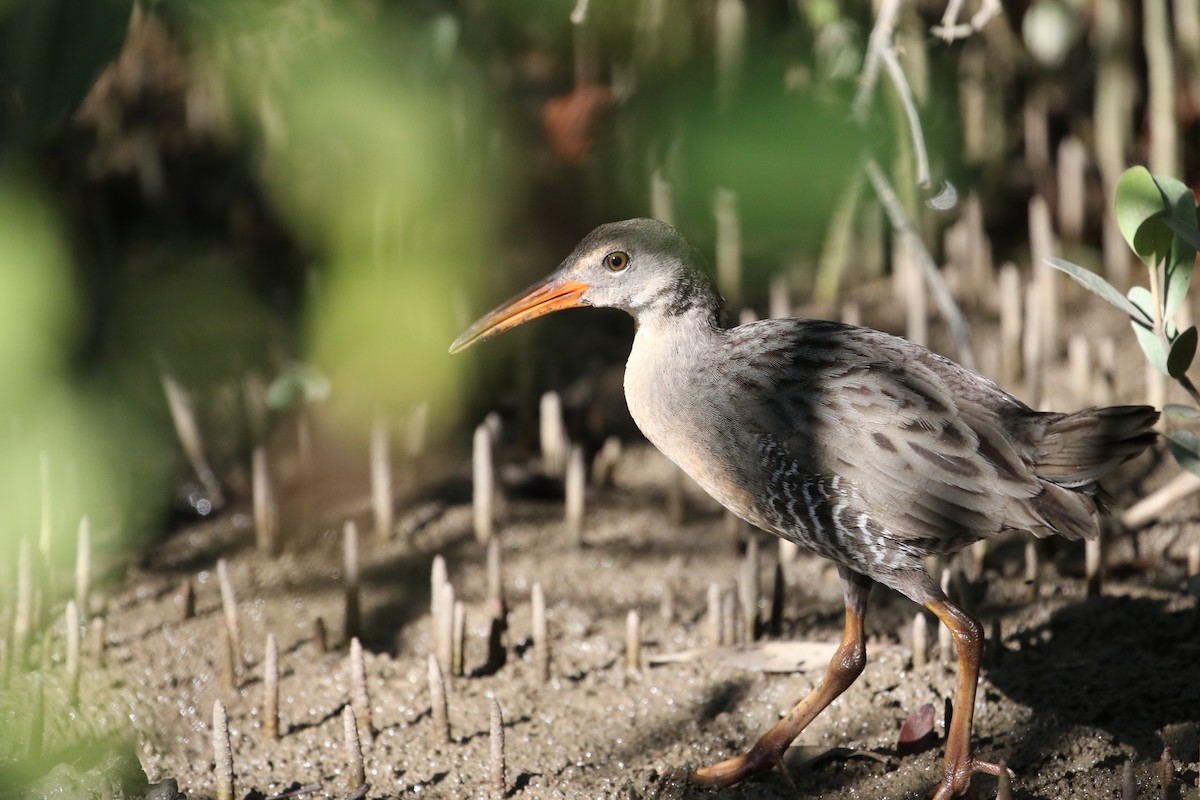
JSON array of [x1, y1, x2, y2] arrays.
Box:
[[726, 320, 1063, 545]]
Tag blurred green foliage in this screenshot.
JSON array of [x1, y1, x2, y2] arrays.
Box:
[[0, 0, 516, 786], [0, 187, 77, 400], [0, 182, 161, 795], [0, 182, 155, 564], [191, 0, 511, 430]]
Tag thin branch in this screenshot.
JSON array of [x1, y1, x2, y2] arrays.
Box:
[[936, 0, 966, 39], [932, 0, 1004, 42], [879, 45, 931, 188], [853, 0, 904, 124], [864, 157, 978, 371], [853, 0, 930, 188]]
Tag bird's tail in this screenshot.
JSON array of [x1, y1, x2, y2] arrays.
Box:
[[1029, 405, 1159, 536]]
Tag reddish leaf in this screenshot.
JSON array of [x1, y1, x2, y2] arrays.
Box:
[[896, 702, 938, 756], [543, 86, 614, 166]]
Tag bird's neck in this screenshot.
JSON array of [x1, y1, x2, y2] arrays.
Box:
[[623, 274, 726, 464], [630, 279, 724, 328], [626, 254, 726, 356], [632, 303, 723, 347], [625, 305, 724, 433]]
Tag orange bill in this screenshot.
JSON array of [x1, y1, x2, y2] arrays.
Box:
[[449, 276, 590, 353]]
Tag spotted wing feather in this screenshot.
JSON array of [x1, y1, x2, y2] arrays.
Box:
[[724, 320, 1151, 559]]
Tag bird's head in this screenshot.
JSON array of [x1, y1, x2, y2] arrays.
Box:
[[449, 218, 717, 353]]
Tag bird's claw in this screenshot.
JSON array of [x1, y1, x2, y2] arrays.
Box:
[[930, 757, 1011, 799]]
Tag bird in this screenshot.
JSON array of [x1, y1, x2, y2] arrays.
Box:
[[449, 218, 1159, 798]]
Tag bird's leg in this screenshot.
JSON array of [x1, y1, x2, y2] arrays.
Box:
[[691, 569, 872, 788], [925, 596, 1007, 799]]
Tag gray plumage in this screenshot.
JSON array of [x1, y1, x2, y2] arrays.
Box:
[[627, 308, 1156, 601], [554, 220, 1156, 604]]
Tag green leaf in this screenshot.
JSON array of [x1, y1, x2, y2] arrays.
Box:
[[1115, 166, 1170, 264], [1154, 173, 1198, 227], [1163, 248, 1194, 322], [1164, 214, 1200, 252], [1168, 325, 1198, 379], [1163, 403, 1200, 420], [1164, 230, 1198, 322], [1129, 287, 1168, 374], [1127, 285, 1157, 325], [1166, 430, 1200, 477], [1154, 175, 1199, 321], [1046, 257, 1152, 325], [1132, 323, 1169, 375]]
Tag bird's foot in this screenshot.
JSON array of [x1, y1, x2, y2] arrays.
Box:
[[690, 740, 787, 788], [929, 757, 1011, 799]]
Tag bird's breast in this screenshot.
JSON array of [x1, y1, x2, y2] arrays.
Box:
[[623, 324, 767, 524]]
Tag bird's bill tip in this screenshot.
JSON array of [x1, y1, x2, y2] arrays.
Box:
[[449, 276, 590, 354]]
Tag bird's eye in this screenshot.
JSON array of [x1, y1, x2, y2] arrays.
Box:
[[603, 251, 630, 272]]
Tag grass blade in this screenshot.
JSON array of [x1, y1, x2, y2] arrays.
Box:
[[1047, 257, 1152, 325]]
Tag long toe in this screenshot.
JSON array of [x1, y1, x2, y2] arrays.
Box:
[[930, 758, 1010, 799], [690, 744, 784, 788]]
